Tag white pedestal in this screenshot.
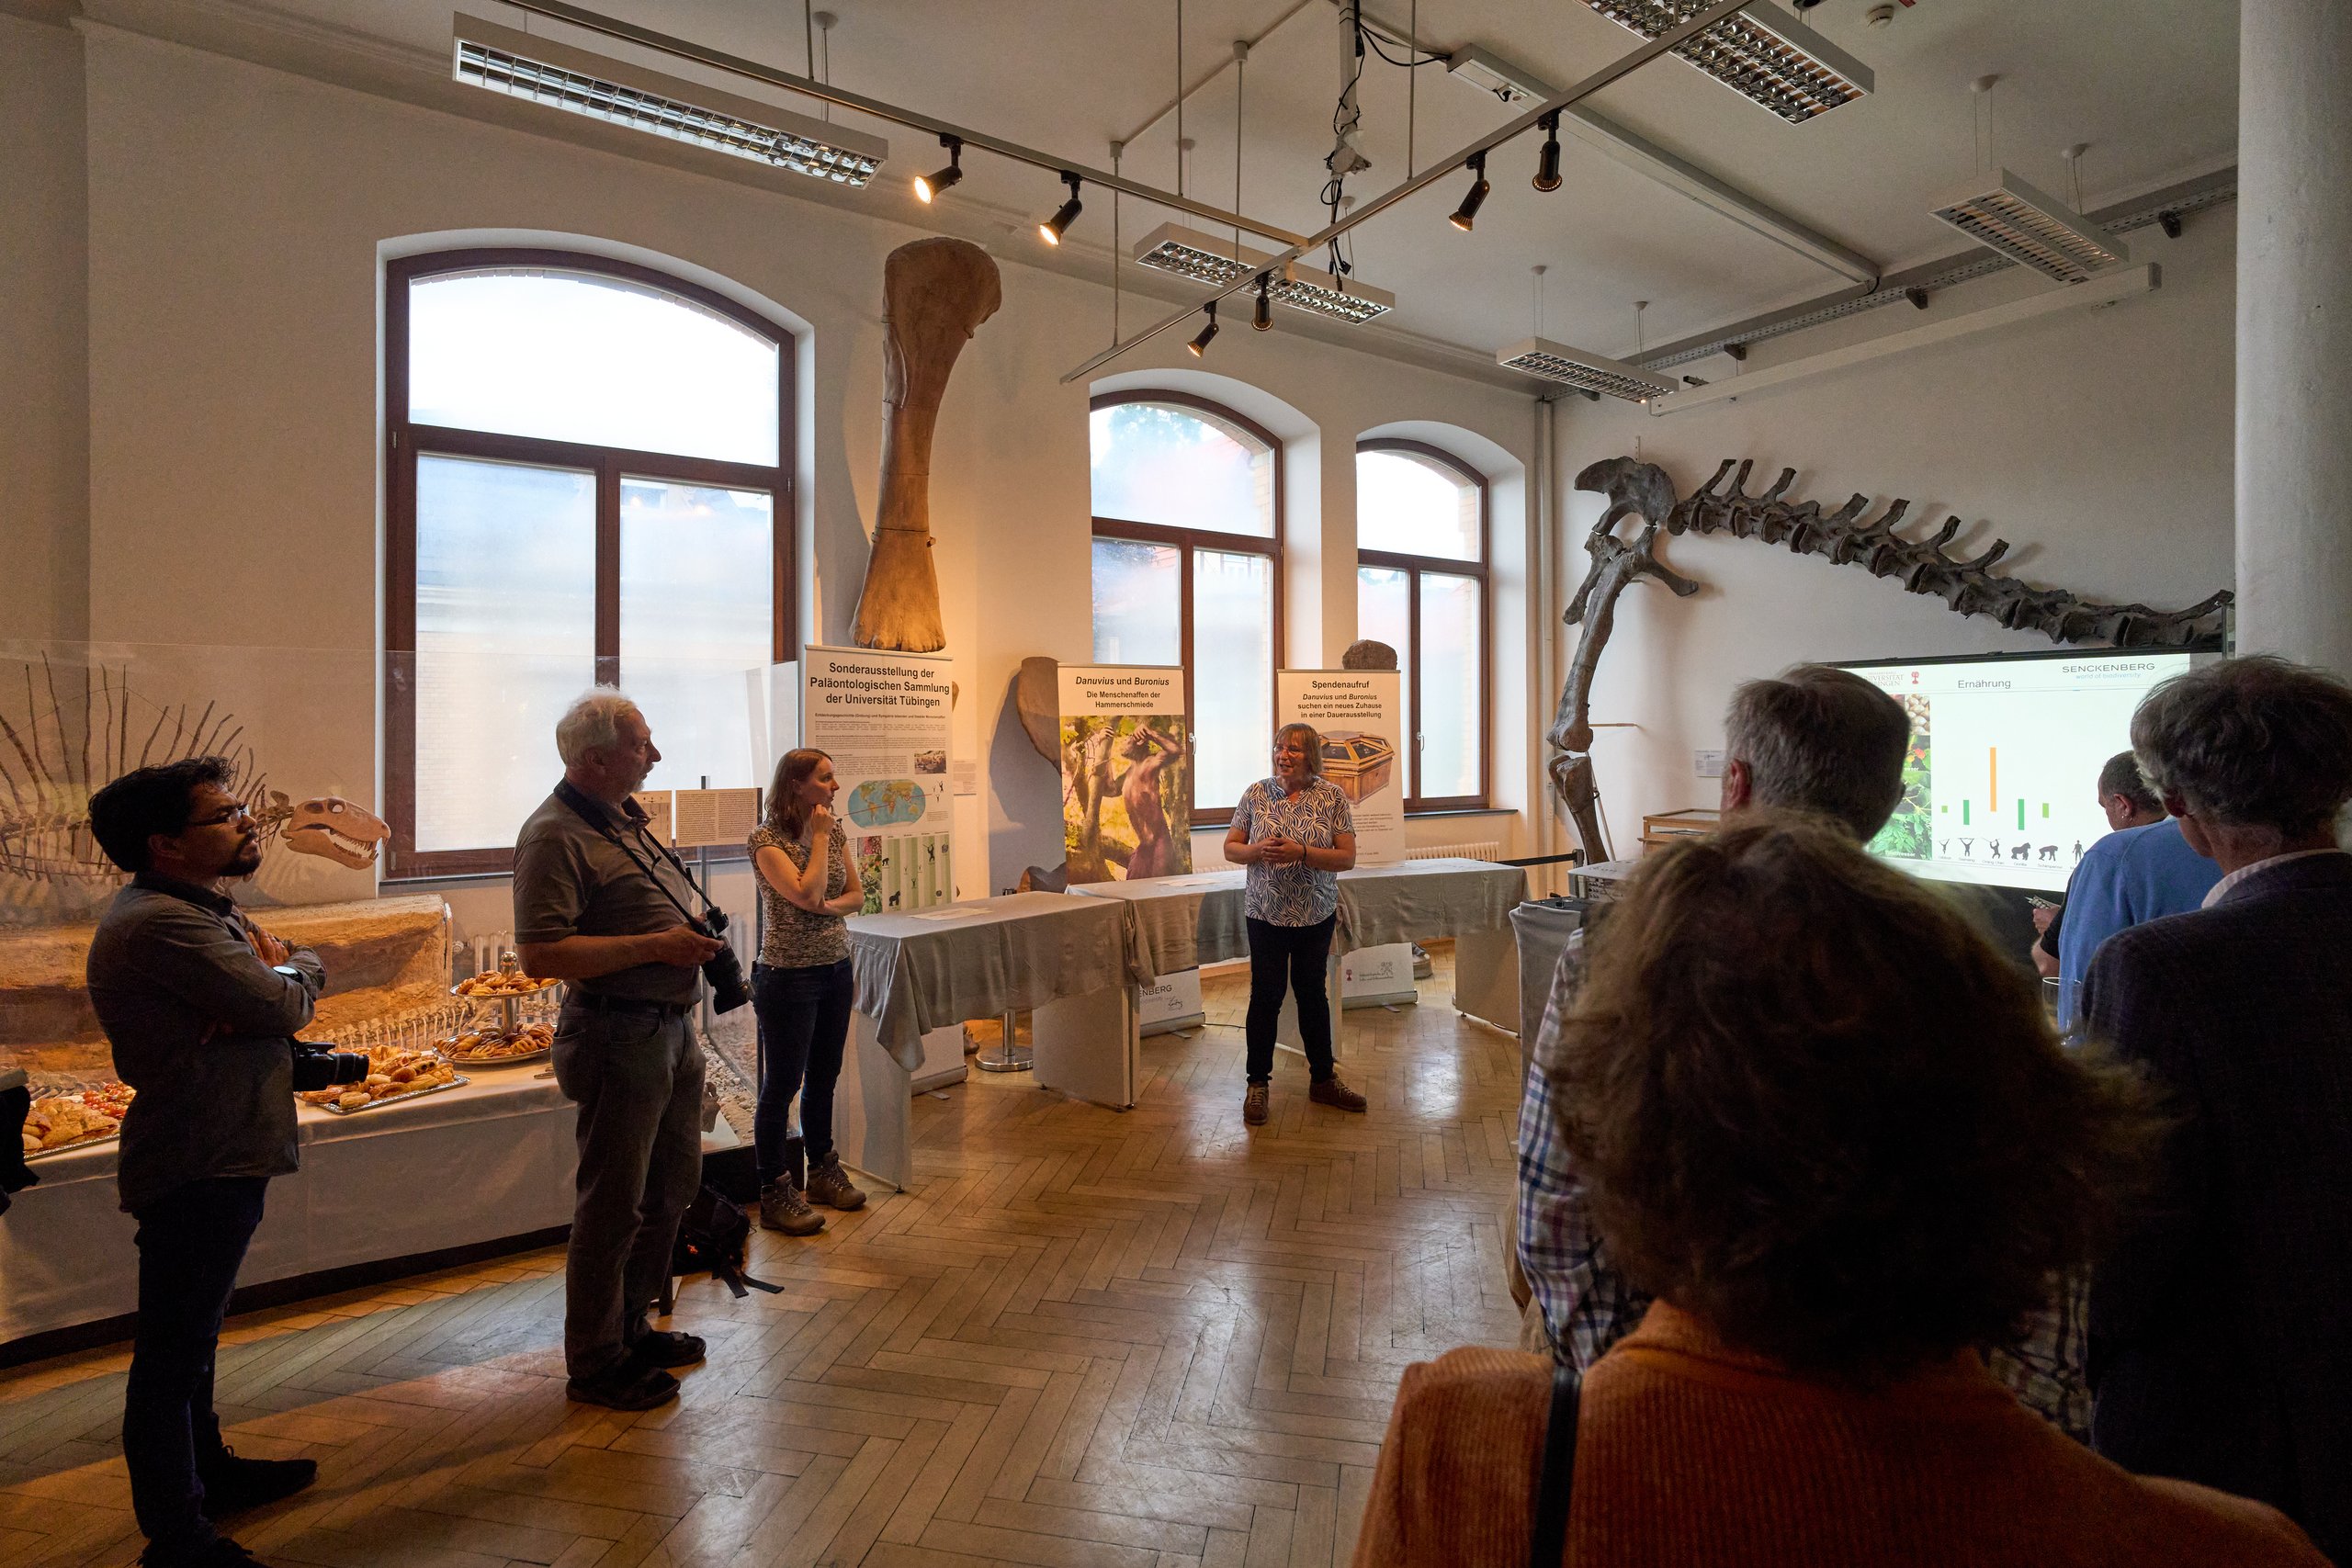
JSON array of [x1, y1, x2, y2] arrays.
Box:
[[1137, 967, 1205, 1035], [1340, 942, 1418, 1009]]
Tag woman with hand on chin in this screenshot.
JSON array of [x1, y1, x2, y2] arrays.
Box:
[[1224, 723, 1366, 1127], [747, 750, 869, 1236]]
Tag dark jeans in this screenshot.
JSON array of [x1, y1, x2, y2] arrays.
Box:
[[550, 1002, 705, 1379], [124, 1175, 269, 1546], [1244, 914, 1337, 1084], [752, 958, 854, 1179]]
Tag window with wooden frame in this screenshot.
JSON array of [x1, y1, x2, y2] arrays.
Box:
[[384, 249, 795, 879], [1088, 391, 1283, 823], [1355, 439, 1489, 812]]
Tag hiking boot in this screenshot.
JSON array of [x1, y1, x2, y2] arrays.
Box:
[[805, 1152, 866, 1211], [1308, 1077, 1367, 1113], [759, 1178, 824, 1236], [565, 1360, 678, 1411], [1243, 1083, 1270, 1126], [198, 1446, 317, 1515], [628, 1329, 706, 1369]]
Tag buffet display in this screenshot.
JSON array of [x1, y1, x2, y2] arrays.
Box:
[[445, 955, 562, 1067], [21, 1081, 134, 1159], [298, 1044, 467, 1114]]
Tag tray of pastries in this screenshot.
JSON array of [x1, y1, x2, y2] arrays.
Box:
[[453, 969, 560, 998], [22, 1081, 135, 1161], [298, 1044, 468, 1114], [442, 1020, 555, 1066]]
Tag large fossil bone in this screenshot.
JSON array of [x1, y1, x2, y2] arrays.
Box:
[[1544, 457, 2234, 855], [851, 238, 1003, 652]]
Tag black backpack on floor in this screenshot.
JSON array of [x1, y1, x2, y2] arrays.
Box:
[[665, 1171, 780, 1303]]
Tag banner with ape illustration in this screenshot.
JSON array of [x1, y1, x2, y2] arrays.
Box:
[[1057, 666, 1191, 885]]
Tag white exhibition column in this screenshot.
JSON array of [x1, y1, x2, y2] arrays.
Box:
[[2235, 0, 2352, 673]]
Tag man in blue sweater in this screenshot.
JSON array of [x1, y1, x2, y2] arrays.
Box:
[[2055, 752, 2222, 1032]]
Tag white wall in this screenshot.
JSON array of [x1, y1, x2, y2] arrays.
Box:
[[1554, 214, 2237, 852], [22, 14, 1541, 939], [0, 14, 89, 644]]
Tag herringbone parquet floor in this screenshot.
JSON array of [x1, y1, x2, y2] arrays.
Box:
[[0, 947, 1526, 1568]]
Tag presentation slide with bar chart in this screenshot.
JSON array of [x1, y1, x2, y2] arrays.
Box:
[[1838, 651, 2196, 893]]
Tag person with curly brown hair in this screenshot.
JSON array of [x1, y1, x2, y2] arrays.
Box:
[[1355, 816, 2325, 1568]]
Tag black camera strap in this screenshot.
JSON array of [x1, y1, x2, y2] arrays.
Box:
[[553, 779, 719, 930]]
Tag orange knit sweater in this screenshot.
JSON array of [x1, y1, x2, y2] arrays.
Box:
[[1351, 1303, 2324, 1568]]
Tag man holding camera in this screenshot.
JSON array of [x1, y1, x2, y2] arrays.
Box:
[[86, 758, 334, 1568], [514, 691, 727, 1411]]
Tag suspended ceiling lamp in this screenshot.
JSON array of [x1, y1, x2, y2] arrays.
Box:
[[1578, 1, 1873, 124], [913, 135, 963, 202], [1039, 173, 1085, 245], [451, 14, 888, 185], [1132, 223, 1396, 325], [1928, 170, 2128, 283], [1497, 337, 1678, 402]]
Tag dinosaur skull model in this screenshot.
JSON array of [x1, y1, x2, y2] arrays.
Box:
[[277, 795, 390, 869]]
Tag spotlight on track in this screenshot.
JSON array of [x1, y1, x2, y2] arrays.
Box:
[[1448, 152, 1490, 231], [913, 134, 963, 203], [1039, 172, 1083, 245], [1188, 301, 1220, 356], [1252, 274, 1273, 332], [1532, 113, 1562, 192]]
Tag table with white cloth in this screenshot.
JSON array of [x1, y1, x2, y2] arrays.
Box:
[[0, 1070, 578, 1350], [841, 893, 1137, 1190], [1070, 856, 1530, 1054]]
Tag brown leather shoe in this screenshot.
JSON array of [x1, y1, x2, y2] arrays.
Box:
[[759, 1179, 824, 1236], [1243, 1083, 1270, 1126], [805, 1152, 866, 1211], [1308, 1077, 1367, 1112]]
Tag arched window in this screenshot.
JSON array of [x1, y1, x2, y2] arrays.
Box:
[[1090, 392, 1283, 818], [1356, 440, 1488, 810], [385, 250, 794, 877]]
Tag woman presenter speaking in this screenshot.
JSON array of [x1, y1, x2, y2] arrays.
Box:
[[746, 750, 870, 1235], [1224, 723, 1367, 1127]]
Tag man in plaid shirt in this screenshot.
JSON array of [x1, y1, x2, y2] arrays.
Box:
[[1516, 665, 2092, 1438]]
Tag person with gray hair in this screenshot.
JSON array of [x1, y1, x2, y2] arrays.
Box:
[[1719, 663, 1912, 839], [1518, 663, 1912, 1371], [2081, 656, 2352, 1561], [512, 690, 726, 1412], [2050, 748, 2218, 1026]]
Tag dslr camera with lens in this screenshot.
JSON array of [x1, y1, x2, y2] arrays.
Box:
[[695, 908, 752, 1014], [289, 1040, 370, 1092]]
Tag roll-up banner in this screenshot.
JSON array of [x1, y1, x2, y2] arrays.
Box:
[[1276, 669, 1406, 866], [802, 645, 956, 913], [1280, 668, 1412, 1006], [1061, 664, 1201, 1031], [1057, 665, 1193, 884]]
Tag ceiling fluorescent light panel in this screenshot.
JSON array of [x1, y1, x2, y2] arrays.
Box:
[[1928, 169, 2129, 283], [453, 14, 888, 186], [1580, 1, 1872, 122], [1497, 337, 1679, 401], [1133, 224, 1396, 325]]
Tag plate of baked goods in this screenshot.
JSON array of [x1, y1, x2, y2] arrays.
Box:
[[453, 970, 560, 998], [442, 1020, 556, 1066], [298, 1045, 469, 1114], [22, 1081, 135, 1160]]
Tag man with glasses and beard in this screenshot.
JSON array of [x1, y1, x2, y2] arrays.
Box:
[[514, 690, 725, 1412], [85, 758, 330, 1568]]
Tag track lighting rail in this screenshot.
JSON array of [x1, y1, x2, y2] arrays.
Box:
[[491, 0, 1317, 248], [1058, 0, 1756, 382]]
